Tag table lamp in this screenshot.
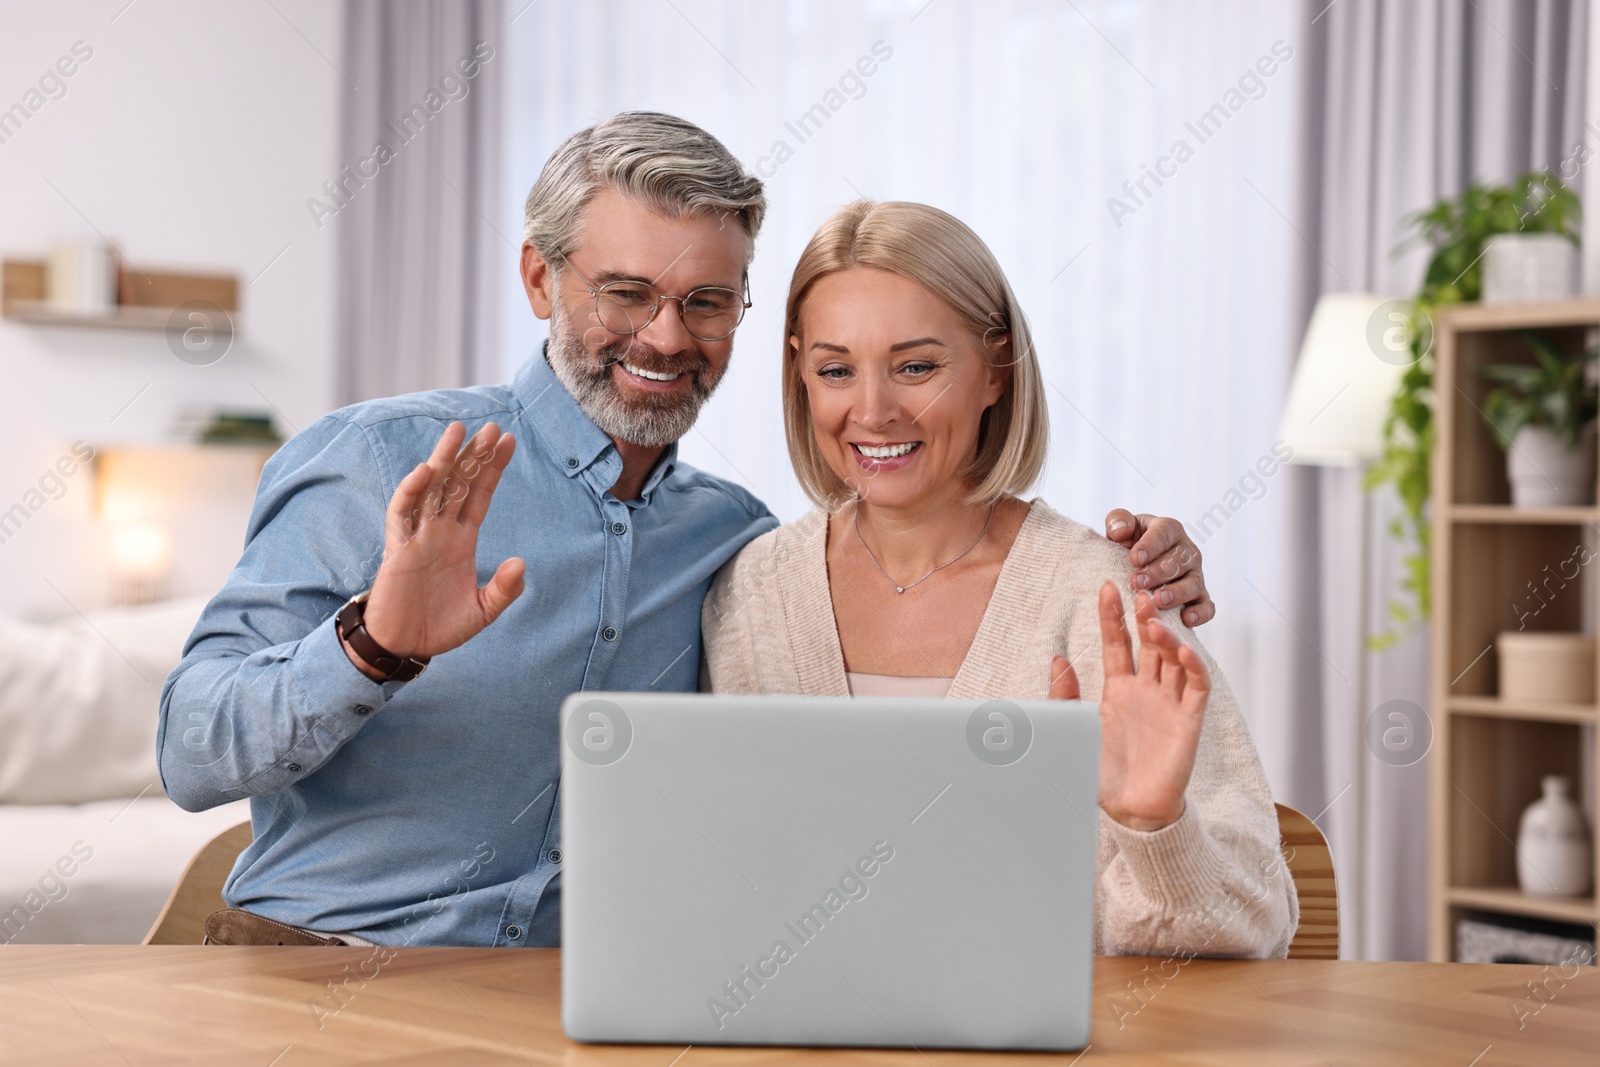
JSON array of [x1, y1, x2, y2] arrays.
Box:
[[1279, 293, 1408, 464]]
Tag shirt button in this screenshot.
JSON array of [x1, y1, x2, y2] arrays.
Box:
[[287, 763, 302, 773], [602, 626, 618, 642], [610, 520, 627, 535], [353, 704, 372, 716], [565, 457, 579, 469], [547, 848, 562, 865], [505, 924, 522, 941]]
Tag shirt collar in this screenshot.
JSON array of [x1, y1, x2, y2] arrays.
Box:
[[638, 442, 679, 502], [513, 342, 679, 504]]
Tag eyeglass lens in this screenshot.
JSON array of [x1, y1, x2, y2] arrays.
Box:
[[595, 282, 745, 341]]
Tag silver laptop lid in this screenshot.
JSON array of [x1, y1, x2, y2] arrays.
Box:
[[561, 692, 1098, 1051]]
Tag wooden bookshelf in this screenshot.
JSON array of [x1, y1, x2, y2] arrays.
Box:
[[1428, 298, 1600, 961]]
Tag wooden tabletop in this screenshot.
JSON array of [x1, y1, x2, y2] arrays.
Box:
[[1, 947, 1595, 1065]]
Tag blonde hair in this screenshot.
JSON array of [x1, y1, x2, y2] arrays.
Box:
[[782, 199, 1048, 509]]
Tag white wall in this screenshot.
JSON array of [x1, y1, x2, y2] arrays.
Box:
[[0, 0, 340, 619]]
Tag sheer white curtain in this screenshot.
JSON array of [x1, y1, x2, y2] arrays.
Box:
[[500, 0, 1310, 886]]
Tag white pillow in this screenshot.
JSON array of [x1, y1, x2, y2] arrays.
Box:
[[0, 596, 209, 804]]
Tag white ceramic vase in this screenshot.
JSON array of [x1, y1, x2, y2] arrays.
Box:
[[1507, 425, 1595, 507], [1516, 776, 1593, 897]]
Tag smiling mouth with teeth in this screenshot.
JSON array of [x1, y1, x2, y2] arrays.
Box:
[[621, 361, 685, 382], [852, 442, 921, 459]]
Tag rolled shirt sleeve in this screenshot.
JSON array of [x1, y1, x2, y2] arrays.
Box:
[[156, 414, 409, 812]]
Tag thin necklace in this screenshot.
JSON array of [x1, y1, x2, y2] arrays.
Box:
[[854, 500, 998, 594]]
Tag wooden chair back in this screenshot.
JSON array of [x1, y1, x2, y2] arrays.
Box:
[[143, 820, 253, 945], [1276, 802, 1339, 959], [147, 811, 1338, 955]]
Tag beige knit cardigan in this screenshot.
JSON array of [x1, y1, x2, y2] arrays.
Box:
[[701, 500, 1298, 959]]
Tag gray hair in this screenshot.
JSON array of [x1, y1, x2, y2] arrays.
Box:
[[522, 111, 766, 262]]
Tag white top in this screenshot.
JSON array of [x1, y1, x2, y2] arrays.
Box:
[[844, 672, 954, 698]]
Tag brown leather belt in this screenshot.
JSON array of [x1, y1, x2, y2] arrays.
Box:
[[203, 907, 353, 946]]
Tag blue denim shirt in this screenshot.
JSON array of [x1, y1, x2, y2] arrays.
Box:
[[157, 349, 777, 946]]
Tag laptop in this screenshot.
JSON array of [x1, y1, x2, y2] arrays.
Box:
[[560, 692, 1099, 1050]]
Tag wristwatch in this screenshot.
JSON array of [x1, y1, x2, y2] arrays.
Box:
[[335, 591, 430, 682]]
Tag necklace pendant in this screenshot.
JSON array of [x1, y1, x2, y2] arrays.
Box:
[[854, 499, 997, 600]]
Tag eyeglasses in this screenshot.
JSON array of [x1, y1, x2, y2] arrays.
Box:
[[556, 252, 751, 342]]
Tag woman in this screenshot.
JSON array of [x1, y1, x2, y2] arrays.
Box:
[[703, 200, 1296, 958]]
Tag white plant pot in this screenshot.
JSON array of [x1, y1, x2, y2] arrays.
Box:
[[1507, 425, 1595, 507], [1517, 776, 1594, 897], [1483, 233, 1577, 304]]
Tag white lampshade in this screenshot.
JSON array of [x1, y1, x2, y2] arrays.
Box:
[[1278, 293, 1410, 467]]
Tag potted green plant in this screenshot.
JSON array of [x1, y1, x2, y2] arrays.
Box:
[[1365, 173, 1581, 646], [1481, 331, 1597, 506]]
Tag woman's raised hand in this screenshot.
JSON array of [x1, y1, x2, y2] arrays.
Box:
[[360, 421, 526, 664], [1049, 580, 1210, 832]]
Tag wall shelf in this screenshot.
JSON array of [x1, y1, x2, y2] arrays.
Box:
[[4, 300, 178, 331], [2, 258, 238, 332]]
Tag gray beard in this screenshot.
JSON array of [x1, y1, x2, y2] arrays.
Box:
[[545, 299, 725, 449]]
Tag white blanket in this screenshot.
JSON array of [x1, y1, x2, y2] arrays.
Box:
[[0, 794, 251, 944]]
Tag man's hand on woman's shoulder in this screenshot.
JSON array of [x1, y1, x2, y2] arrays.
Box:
[[1103, 509, 1213, 627]]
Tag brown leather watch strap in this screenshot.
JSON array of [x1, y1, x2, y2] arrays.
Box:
[[335, 591, 430, 682]]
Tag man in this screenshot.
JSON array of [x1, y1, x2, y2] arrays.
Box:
[[159, 111, 1214, 947]]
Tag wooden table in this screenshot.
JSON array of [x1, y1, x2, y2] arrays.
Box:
[[1, 947, 1595, 1065]]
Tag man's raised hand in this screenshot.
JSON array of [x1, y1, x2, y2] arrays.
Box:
[[358, 422, 524, 666]]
